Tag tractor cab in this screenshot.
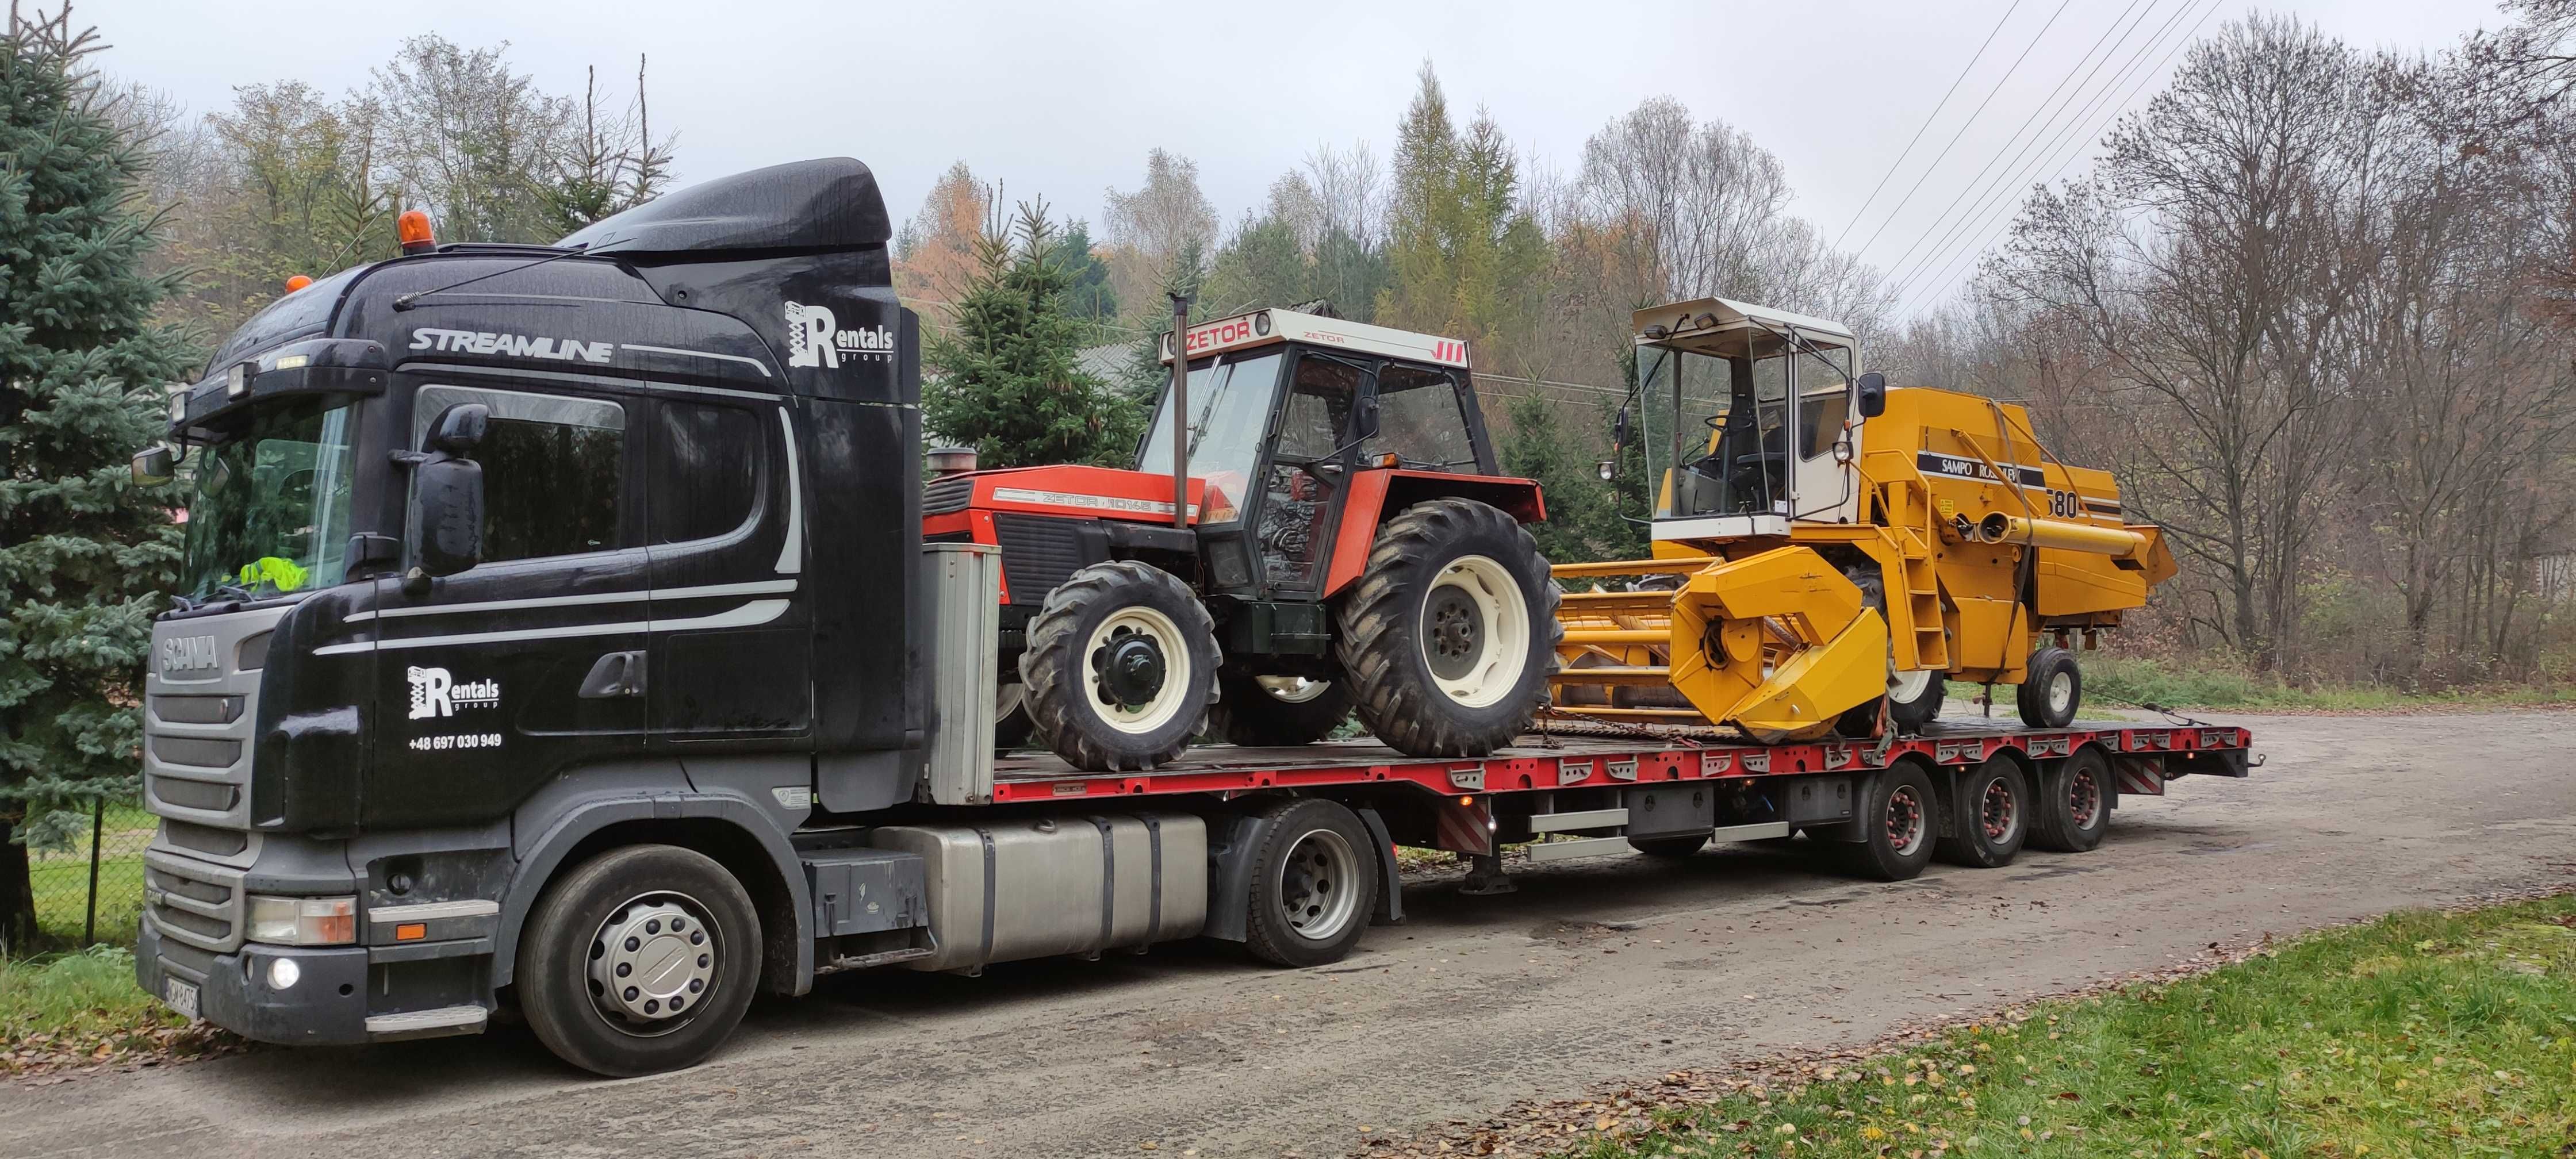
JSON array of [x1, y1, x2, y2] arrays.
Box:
[[1137, 308, 1502, 598], [1629, 298, 1882, 543]]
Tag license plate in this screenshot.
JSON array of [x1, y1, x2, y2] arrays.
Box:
[[164, 978, 199, 1020]]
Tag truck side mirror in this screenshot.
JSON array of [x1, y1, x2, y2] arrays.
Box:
[[1855, 371, 1887, 419], [408, 404, 489, 581], [131, 445, 175, 485]]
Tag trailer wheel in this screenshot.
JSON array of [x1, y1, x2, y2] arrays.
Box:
[[1841, 762, 1939, 882], [1937, 757, 2030, 868], [1210, 673, 1352, 747], [518, 844, 761, 1077], [2015, 647, 2081, 728], [2029, 748, 2111, 852], [1337, 499, 1560, 757], [1021, 561, 1220, 771], [1628, 833, 1710, 858], [1242, 798, 1380, 967]]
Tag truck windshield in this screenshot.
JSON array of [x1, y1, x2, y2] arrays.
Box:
[[178, 398, 359, 601], [1136, 351, 1286, 524]]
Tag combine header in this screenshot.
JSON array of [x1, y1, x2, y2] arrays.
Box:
[[1552, 298, 2177, 742]]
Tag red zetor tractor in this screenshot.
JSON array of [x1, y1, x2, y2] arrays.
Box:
[[922, 308, 1561, 771]]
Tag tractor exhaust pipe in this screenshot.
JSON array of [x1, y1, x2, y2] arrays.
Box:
[[1168, 291, 1191, 529], [1976, 512, 2147, 559]]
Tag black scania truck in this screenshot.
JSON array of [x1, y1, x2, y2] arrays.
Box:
[[130, 156, 2256, 1076]]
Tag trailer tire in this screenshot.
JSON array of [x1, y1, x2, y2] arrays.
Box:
[[1242, 797, 1380, 968], [1210, 673, 1352, 747], [1937, 756, 2030, 869], [2015, 647, 2081, 728], [1841, 762, 1939, 882], [2030, 748, 2112, 853], [518, 844, 761, 1077], [1021, 561, 1220, 771], [1628, 833, 1710, 858], [1337, 499, 1560, 757]]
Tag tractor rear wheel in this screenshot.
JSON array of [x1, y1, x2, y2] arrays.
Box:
[[2015, 646, 2082, 728], [1336, 499, 1559, 757], [1210, 673, 1352, 747], [1020, 561, 1219, 771]]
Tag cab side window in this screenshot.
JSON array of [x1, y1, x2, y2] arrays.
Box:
[[416, 385, 631, 563], [1368, 364, 1477, 470], [651, 401, 762, 544]]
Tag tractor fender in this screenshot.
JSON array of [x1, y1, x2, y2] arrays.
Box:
[[1321, 470, 1545, 597]]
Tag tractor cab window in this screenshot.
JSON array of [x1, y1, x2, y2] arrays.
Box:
[[1137, 351, 1286, 525], [1259, 355, 1364, 589], [1367, 363, 1478, 471]]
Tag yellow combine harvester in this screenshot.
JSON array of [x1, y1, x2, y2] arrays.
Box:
[[1552, 298, 2178, 743]]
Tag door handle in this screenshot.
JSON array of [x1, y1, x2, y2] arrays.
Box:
[[579, 650, 647, 699]]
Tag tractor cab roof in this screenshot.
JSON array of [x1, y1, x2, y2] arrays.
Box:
[[1160, 308, 1471, 370]]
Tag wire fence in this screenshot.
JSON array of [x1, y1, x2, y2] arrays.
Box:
[[23, 796, 155, 954]]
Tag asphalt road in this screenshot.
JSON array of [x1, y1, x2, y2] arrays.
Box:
[[9, 711, 2574, 1158]]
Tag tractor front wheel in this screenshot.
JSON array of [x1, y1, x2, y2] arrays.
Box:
[[1021, 562, 1219, 771], [1210, 673, 1352, 747], [1336, 499, 1559, 757]]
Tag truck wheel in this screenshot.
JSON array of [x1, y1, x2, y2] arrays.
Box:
[[1841, 762, 1939, 882], [2029, 747, 2111, 852], [1628, 833, 1710, 858], [994, 681, 1033, 751], [518, 845, 761, 1077], [1021, 561, 1220, 771], [1242, 797, 1380, 968], [1210, 673, 1351, 747], [1843, 563, 1943, 733], [2015, 647, 2081, 728], [1336, 499, 1560, 757], [1937, 757, 2030, 868]]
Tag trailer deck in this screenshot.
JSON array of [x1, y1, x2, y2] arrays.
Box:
[[989, 717, 2252, 804]]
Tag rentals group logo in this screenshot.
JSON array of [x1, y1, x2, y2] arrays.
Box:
[[784, 301, 897, 369], [407, 666, 501, 720]]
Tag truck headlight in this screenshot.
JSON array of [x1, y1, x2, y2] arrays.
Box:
[[246, 895, 356, 946]]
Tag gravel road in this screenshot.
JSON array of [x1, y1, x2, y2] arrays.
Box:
[[7, 710, 2572, 1158]]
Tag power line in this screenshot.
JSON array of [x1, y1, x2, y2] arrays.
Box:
[[1831, 0, 2029, 250], [1849, 0, 2080, 262], [1872, 0, 2167, 294]]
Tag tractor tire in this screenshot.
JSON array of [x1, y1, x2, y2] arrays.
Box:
[[1335, 499, 1560, 758], [1843, 563, 1944, 733], [1020, 561, 1220, 772], [1837, 761, 1939, 882], [2029, 747, 2112, 852], [518, 844, 761, 1077], [994, 681, 1034, 751], [1936, 755, 2030, 869], [1210, 673, 1352, 747], [2015, 646, 2082, 728]]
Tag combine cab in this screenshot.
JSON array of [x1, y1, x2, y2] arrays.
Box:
[[1553, 298, 2177, 742], [926, 308, 1558, 770]]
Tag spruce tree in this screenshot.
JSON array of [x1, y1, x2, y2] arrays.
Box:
[[0, 7, 197, 950], [924, 201, 1141, 469]]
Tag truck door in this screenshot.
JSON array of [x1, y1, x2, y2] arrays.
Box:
[[643, 395, 812, 745], [367, 382, 651, 826]]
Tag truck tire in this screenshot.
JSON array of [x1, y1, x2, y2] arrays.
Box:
[[1242, 797, 1380, 967], [2015, 646, 2081, 728], [1937, 756, 2030, 869], [1628, 833, 1710, 858], [1839, 762, 1939, 882], [518, 844, 762, 1077], [1210, 673, 1352, 747], [1021, 561, 1220, 771], [1843, 563, 1944, 733], [1336, 499, 1560, 757], [2029, 747, 2111, 852]]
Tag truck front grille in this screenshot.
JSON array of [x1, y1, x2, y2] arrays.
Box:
[[144, 854, 245, 952]]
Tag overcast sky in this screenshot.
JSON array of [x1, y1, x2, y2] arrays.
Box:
[[103, 0, 2517, 314]]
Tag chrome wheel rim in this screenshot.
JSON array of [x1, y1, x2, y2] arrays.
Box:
[[1275, 828, 1362, 943], [587, 891, 719, 1038]]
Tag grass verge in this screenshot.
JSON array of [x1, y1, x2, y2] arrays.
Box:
[[2, 945, 234, 1077], [1566, 894, 2576, 1158]]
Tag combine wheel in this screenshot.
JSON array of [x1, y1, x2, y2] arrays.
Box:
[[1210, 673, 1352, 746], [2015, 646, 2082, 728], [2029, 747, 2111, 852], [1336, 499, 1559, 757], [1842, 564, 1944, 733], [1937, 756, 2030, 868], [1241, 797, 1380, 967], [1021, 562, 1219, 771], [1840, 761, 1939, 882]]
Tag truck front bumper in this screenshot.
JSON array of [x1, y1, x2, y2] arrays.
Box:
[[138, 915, 490, 1046]]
